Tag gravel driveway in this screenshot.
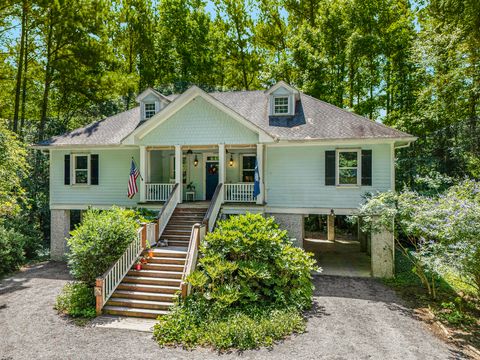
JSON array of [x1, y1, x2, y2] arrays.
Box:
[[0, 262, 460, 360]]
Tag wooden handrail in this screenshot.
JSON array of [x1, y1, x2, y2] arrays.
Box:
[[180, 223, 205, 297], [202, 183, 223, 231], [157, 183, 179, 220]]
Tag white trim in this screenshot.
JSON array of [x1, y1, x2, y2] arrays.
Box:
[[256, 144, 264, 205], [144, 102, 156, 119], [390, 142, 395, 191], [135, 87, 171, 103], [335, 148, 361, 187], [175, 145, 182, 203], [272, 95, 290, 116], [122, 86, 274, 145], [139, 146, 146, 202], [71, 153, 90, 186], [203, 152, 219, 201], [265, 81, 299, 96], [269, 137, 417, 147]]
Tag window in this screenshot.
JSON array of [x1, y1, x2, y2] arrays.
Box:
[[336, 150, 360, 186], [73, 154, 89, 185], [241, 155, 256, 182], [144, 103, 156, 119], [171, 156, 187, 184], [273, 96, 289, 115]]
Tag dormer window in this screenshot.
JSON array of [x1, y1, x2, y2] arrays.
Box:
[[273, 96, 289, 115], [144, 103, 156, 119]]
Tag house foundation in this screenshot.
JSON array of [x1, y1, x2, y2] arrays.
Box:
[[50, 209, 70, 261], [268, 213, 304, 248]]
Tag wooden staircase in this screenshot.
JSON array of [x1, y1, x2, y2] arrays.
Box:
[[159, 206, 208, 247], [102, 205, 208, 319]]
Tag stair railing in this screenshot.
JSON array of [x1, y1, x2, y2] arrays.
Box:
[[202, 183, 223, 233], [156, 183, 180, 241], [180, 223, 206, 297], [95, 222, 153, 315]]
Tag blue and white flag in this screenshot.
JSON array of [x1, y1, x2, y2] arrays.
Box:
[[253, 159, 260, 199]]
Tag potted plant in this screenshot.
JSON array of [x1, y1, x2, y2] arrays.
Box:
[[134, 260, 142, 271]]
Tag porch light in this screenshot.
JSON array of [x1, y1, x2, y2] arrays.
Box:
[[194, 155, 198, 167], [186, 149, 193, 155], [229, 154, 234, 167]]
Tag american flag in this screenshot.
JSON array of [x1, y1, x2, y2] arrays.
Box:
[[127, 159, 140, 199]]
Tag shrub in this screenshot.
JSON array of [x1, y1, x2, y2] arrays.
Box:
[[67, 206, 138, 285], [153, 213, 317, 350], [0, 226, 27, 275], [55, 282, 96, 318]]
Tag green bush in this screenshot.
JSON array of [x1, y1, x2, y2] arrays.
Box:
[[67, 206, 138, 285], [0, 226, 27, 275], [153, 213, 317, 350], [153, 297, 306, 350], [55, 282, 96, 318]]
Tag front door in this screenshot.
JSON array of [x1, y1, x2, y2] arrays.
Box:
[[205, 161, 219, 200]]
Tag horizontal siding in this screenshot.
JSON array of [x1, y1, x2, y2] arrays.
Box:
[[50, 149, 140, 207], [139, 97, 258, 145], [265, 144, 392, 209]]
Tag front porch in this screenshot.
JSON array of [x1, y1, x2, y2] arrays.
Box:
[[138, 144, 264, 205]]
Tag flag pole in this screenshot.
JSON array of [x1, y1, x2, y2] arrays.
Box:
[[132, 157, 144, 181]]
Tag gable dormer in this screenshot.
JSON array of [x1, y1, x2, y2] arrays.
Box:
[[136, 88, 171, 121], [265, 81, 300, 116]]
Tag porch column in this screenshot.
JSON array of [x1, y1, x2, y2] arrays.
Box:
[[219, 144, 225, 203], [139, 146, 146, 202], [256, 144, 264, 205], [175, 145, 183, 203], [327, 213, 335, 241]]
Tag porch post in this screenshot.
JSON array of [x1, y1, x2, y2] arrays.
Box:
[[256, 143, 264, 205], [175, 144, 183, 203], [139, 146, 146, 202], [219, 144, 226, 203]]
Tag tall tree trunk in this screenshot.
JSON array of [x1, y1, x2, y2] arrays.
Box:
[[38, 20, 53, 142], [20, 13, 28, 137], [12, 0, 27, 133]]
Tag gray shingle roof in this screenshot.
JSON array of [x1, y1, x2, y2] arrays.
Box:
[[37, 89, 413, 146]]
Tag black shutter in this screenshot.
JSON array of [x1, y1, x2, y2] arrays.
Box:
[[64, 154, 70, 185], [361, 150, 372, 186], [325, 150, 336, 186], [91, 154, 99, 185]]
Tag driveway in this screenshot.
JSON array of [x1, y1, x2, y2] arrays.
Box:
[[0, 262, 461, 360]]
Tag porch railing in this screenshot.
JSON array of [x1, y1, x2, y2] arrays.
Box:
[[157, 183, 180, 237], [224, 183, 255, 203], [95, 222, 155, 315], [203, 183, 223, 233], [146, 183, 175, 202]]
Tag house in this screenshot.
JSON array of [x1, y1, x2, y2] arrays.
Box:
[[35, 81, 415, 317]]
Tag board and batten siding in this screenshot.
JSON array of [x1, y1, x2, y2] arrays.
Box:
[[265, 144, 393, 209], [139, 97, 259, 146], [50, 149, 140, 208]]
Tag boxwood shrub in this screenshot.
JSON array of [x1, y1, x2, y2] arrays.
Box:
[[153, 213, 318, 350]]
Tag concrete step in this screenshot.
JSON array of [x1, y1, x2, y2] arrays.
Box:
[[128, 269, 183, 279], [117, 283, 180, 294], [106, 297, 174, 310], [142, 263, 185, 272], [103, 305, 168, 319], [111, 290, 177, 302], [122, 276, 182, 287]]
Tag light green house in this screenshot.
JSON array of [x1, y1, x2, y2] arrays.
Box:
[[36, 81, 415, 276]]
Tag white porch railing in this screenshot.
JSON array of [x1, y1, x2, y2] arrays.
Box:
[[157, 183, 180, 237], [95, 222, 155, 314], [180, 223, 206, 297], [146, 183, 174, 202], [224, 183, 255, 203]]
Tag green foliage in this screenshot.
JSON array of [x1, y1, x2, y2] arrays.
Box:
[[67, 206, 139, 285], [154, 214, 316, 350], [153, 296, 306, 351], [55, 282, 96, 319], [191, 213, 318, 310], [0, 226, 27, 276]]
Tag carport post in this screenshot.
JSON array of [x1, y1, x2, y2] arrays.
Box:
[[370, 216, 394, 278], [327, 212, 335, 241]]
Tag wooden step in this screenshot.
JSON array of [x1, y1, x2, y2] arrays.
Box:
[[141, 263, 185, 272], [123, 276, 181, 286], [128, 269, 183, 279], [162, 229, 191, 235], [166, 242, 189, 247], [111, 290, 177, 302], [170, 214, 204, 219], [103, 305, 168, 319], [106, 298, 174, 310], [147, 249, 187, 258], [147, 257, 186, 265], [160, 234, 190, 240], [117, 283, 180, 294]]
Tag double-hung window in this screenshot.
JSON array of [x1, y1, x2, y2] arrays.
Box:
[[336, 149, 361, 186], [273, 96, 289, 115], [241, 155, 256, 182], [73, 154, 89, 185], [144, 103, 156, 119]]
